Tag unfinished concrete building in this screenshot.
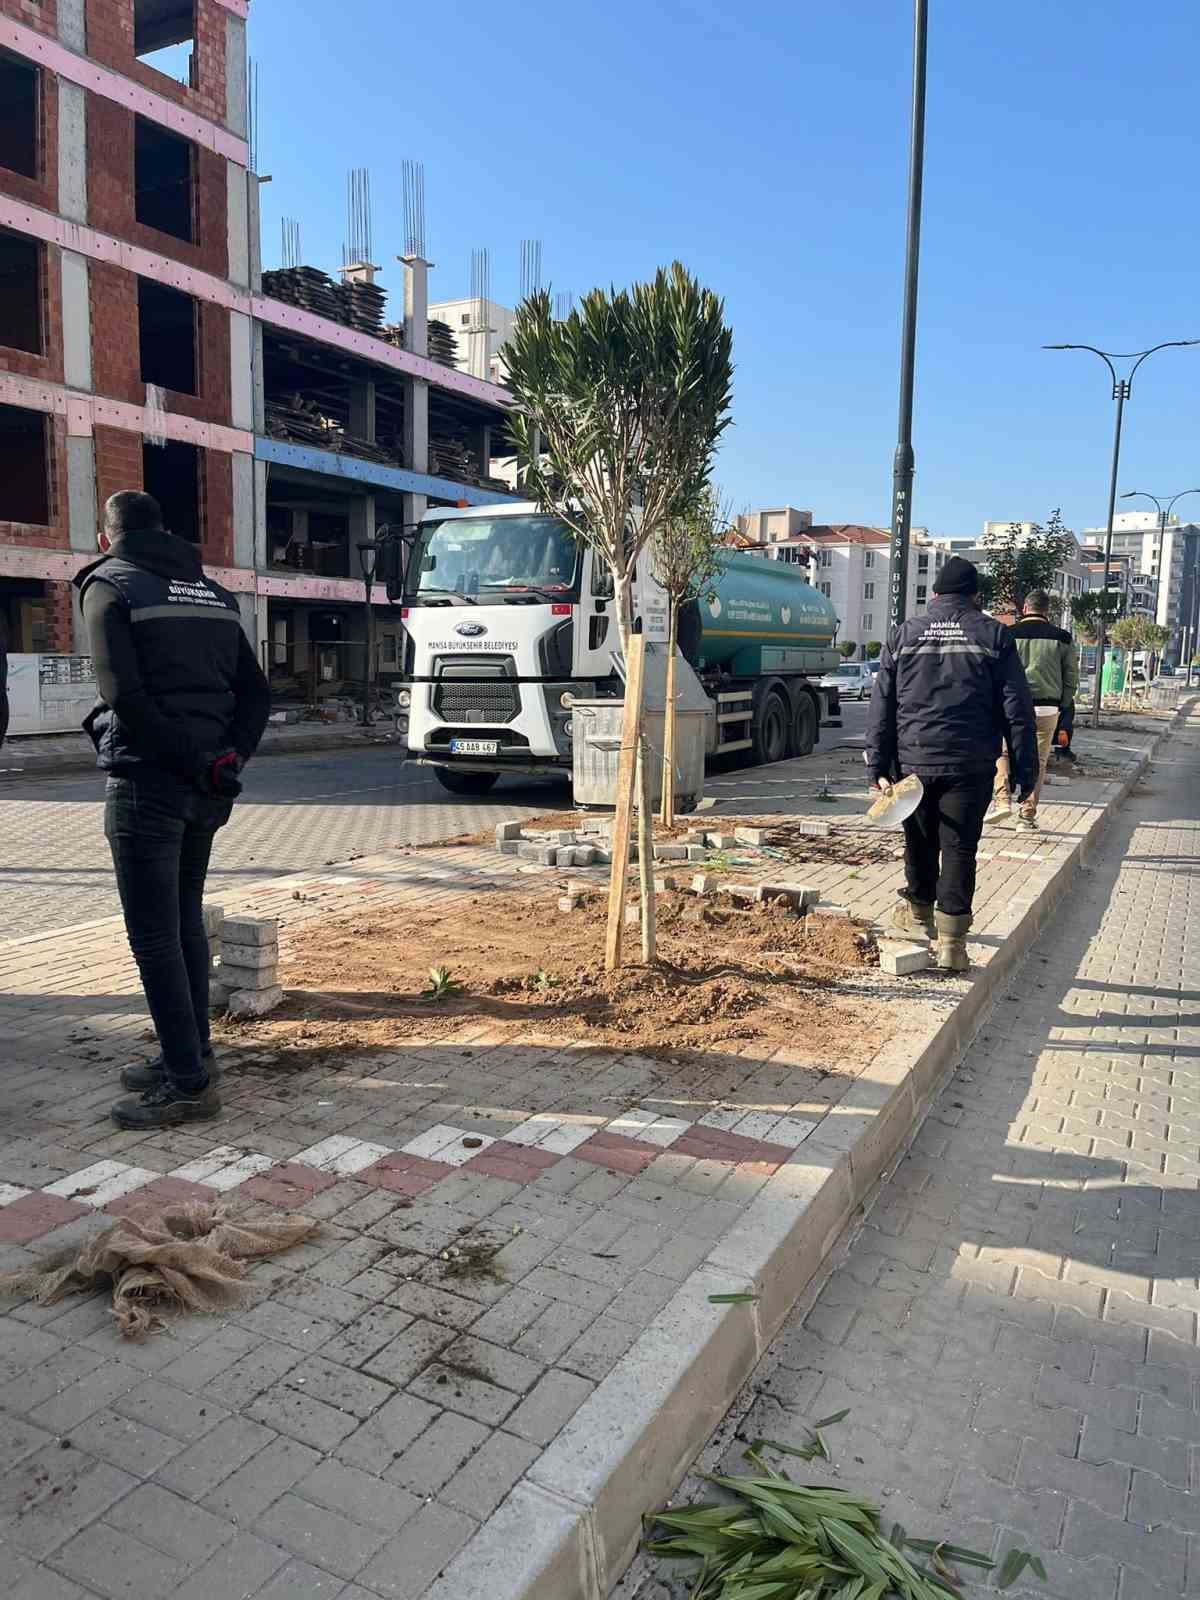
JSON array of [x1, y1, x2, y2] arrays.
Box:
[[0, 0, 517, 706]]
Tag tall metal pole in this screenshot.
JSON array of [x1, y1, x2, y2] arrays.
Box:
[[362, 568, 375, 727], [1092, 384, 1126, 728], [888, 0, 928, 630]]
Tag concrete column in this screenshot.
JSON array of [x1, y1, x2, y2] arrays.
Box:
[[60, 252, 92, 391], [66, 436, 97, 554], [248, 177, 264, 293], [253, 458, 270, 569], [349, 381, 376, 445], [57, 81, 88, 224], [57, 0, 86, 50], [231, 451, 255, 570], [226, 16, 249, 137], [230, 310, 253, 429], [251, 321, 266, 434], [227, 166, 251, 289], [348, 493, 377, 552], [401, 256, 430, 358]]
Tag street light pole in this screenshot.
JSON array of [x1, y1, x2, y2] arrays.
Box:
[[1044, 341, 1199, 726], [357, 540, 379, 728], [888, 0, 928, 630]]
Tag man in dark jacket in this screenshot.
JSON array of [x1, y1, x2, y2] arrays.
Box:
[[865, 557, 1038, 970], [76, 491, 271, 1129]]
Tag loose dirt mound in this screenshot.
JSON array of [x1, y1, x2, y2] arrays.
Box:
[[218, 889, 888, 1066]]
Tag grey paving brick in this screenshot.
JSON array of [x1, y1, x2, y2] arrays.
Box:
[[361, 1319, 457, 1386], [236, 1302, 343, 1352], [253, 1557, 348, 1598], [10, 1567, 94, 1600], [318, 1306, 416, 1369], [106, 1480, 238, 1565], [297, 1457, 422, 1534], [111, 1377, 230, 1442], [1128, 1469, 1200, 1535], [201, 1339, 304, 1408], [438, 1427, 540, 1520], [388, 1411, 490, 1497], [65, 1406, 185, 1478], [1016, 1441, 1130, 1518], [504, 1368, 594, 1446], [154, 1415, 277, 1500], [0, 1415, 54, 1473], [202, 1436, 323, 1523], [52, 1521, 189, 1599], [0, 1444, 137, 1559], [1063, 1499, 1188, 1588], [559, 1310, 642, 1381], [1138, 1391, 1200, 1444], [386, 1279, 486, 1331], [246, 1382, 363, 1451], [281, 1354, 394, 1418], [512, 1298, 597, 1364], [336, 1392, 440, 1476], [170, 1531, 290, 1600], [155, 1325, 264, 1392], [26, 1359, 144, 1433], [357, 1501, 478, 1599], [407, 1362, 522, 1428], [254, 1490, 387, 1580]]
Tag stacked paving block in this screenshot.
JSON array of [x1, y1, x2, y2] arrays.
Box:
[[213, 917, 283, 1019], [202, 903, 225, 973]]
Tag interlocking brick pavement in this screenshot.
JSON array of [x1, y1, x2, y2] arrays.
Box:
[[629, 709, 1200, 1600], [0, 716, 1176, 1599]]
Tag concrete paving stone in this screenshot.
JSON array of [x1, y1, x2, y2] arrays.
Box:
[[106, 1479, 239, 1564], [169, 1531, 291, 1600], [1063, 1499, 1188, 1588], [111, 1376, 231, 1443], [252, 1557, 349, 1598], [558, 1309, 642, 1381], [195, 1339, 304, 1409], [356, 1501, 478, 1600], [27, 1359, 145, 1433], [51, 1520, 189, 1599], [437, 1428, 541, 1521], [1016, 1440, 1131, 1519], [319, 1305, 417, 1370], [1035, 1367, 1139, 1432], [0, 1344, 108, 1417], [504, 1367, 595, 1446], [235, 1300, 343, 1352], [468, 1285, 553, 1347], [64, 1405, 186, 1479], [361, 1317, 458, 1387], [335, 1391, 441, 1476], [154, 1414, 277, 1500], [1089, 1350, 1196, 1409], [388, 1411, 490, 1496], [0, 1444, 138, 1560], [254, 1490, 388, 1580], [246, 1381, 364, 1451], [154, 1323, 266, 1392], [406, 1361, 523, 1428], [9, 1568, 95, 1600], [272, 1280, 373, 1327], [298, 1457, 422, 1535], [201, 1435, 324, 1523], [281, 1352, 397, 1421], [385, 1279, 486, 1331]]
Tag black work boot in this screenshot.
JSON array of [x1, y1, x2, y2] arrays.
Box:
[[111, 1081, 221, 1130], [121, 1049, 221, 1092]]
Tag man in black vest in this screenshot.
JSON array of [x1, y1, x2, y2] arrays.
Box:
[[865, 557, 1038, 971], [76, 491, 271, 1129]]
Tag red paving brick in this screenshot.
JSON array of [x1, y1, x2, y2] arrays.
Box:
[[462, 1141, 559, 1185], [0, 1191, 90, 1244], [356, 1152, 451, 1198], [673, 1127, 794, 1169], [104, 1176, 217, 1218], [239, 1162, 339, 1208], [573, 1132, 660, 1176]]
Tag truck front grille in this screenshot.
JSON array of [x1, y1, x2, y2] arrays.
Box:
[[431, 658, 519, 724]]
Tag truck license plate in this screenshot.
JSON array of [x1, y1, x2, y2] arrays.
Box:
[[449, 739, 500, 756]]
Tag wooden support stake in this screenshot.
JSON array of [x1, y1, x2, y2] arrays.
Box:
[[636, 730, 657, 963], [605, 633, 646, 972]]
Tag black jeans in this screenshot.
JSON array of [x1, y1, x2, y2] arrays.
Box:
[[901, 771, 993, 918], [105, 774, 232, 1091]]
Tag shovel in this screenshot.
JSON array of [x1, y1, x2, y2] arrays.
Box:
[[865, 773, 924, 828]]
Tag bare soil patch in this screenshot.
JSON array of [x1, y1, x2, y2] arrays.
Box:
[[217, 888, 890, 1069]]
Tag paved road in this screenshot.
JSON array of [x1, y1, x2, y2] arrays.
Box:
[[0, 706, 871, 939], [635, 712, 1200, 1600]]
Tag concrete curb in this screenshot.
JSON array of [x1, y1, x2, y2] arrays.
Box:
[[424, 711, 1189, 1600], [1, 727, 400, 777]]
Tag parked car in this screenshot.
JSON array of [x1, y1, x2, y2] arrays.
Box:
[[820, 662, 874, 701]]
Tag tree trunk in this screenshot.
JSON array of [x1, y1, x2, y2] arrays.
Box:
[[605, 629, 645, 973], [660, 600, 678, 826], [636, 732, 657, 963]]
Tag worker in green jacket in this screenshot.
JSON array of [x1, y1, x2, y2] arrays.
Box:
[[991, 590, 1079, 831]]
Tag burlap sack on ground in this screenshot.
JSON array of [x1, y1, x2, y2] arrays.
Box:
[[0, 1201, 318, 1339]]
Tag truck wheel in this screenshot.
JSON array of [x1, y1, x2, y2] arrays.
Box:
[[791, 692, 818, 757], [751, 690, 790, 766], [434, 768, 499, 797]]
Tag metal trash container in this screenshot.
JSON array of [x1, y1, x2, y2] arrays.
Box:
[[571, 643, 710, 811]]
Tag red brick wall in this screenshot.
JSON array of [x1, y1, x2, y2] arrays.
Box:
[[89, 257, 231, 424], [0, 0, 57, 37], [44, 578, 76, 651], [86, 96, 230, 280], [93, 420, 144, 512], [0, 239, 65, 386], [84, 1, 233, 132], [200, 445, 231, 567], [0, 412, 67, 550], [0, 57, 59, 215]]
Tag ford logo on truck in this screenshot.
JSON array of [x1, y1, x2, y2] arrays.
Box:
[[455, 621, 487, 637]]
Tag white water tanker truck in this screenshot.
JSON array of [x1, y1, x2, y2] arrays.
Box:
[[389, 502, 843, 797]]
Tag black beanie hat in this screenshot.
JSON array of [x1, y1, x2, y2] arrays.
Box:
[[932, 555, 979, 596]]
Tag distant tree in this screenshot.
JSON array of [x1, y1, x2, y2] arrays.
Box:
[[1070, 589, 1123, 644], [865, 639, 882, 659], [839, 640, 858, 660], [982, 509, 1076, 613], [976, 570, 997, 611], [1141, 622, 1170, 675]]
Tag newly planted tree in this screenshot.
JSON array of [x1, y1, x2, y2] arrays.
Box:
[[651, 484, 730, 825], [1070, 588, 1123, 644], [839, 640, 859, 660], [982, 509, 1076, 614], [504, 265, 734, 968], [865, 639, 883, 660]]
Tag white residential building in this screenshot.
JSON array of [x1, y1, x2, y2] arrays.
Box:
[[930, 522, 1090, 622], [1081, 511, 1199, 646], [733, 507, 813, 546], [428, 297, 517, 383]]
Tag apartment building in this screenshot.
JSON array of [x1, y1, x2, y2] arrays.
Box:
[[1081, 510, 1199, 650]]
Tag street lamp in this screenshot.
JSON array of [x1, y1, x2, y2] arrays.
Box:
[[357, 539, 380, 728], [1044, 341, 1200, 725], [888, 0, 928, 630], [1120, 489, 1200, 667]]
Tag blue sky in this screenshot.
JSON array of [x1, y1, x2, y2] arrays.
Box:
[[249, 1, 1200, 539]]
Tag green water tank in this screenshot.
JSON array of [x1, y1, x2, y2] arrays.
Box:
[[682, 552, 840, 677]]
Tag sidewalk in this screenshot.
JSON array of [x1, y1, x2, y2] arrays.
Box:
[[0, 714, 1184, 1600], [628, 707, 1200, 1600]]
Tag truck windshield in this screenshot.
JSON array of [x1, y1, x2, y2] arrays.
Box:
[[415, 515, 579, 597]]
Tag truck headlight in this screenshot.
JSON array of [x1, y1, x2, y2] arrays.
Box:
[[397, 688, 412, 709]]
